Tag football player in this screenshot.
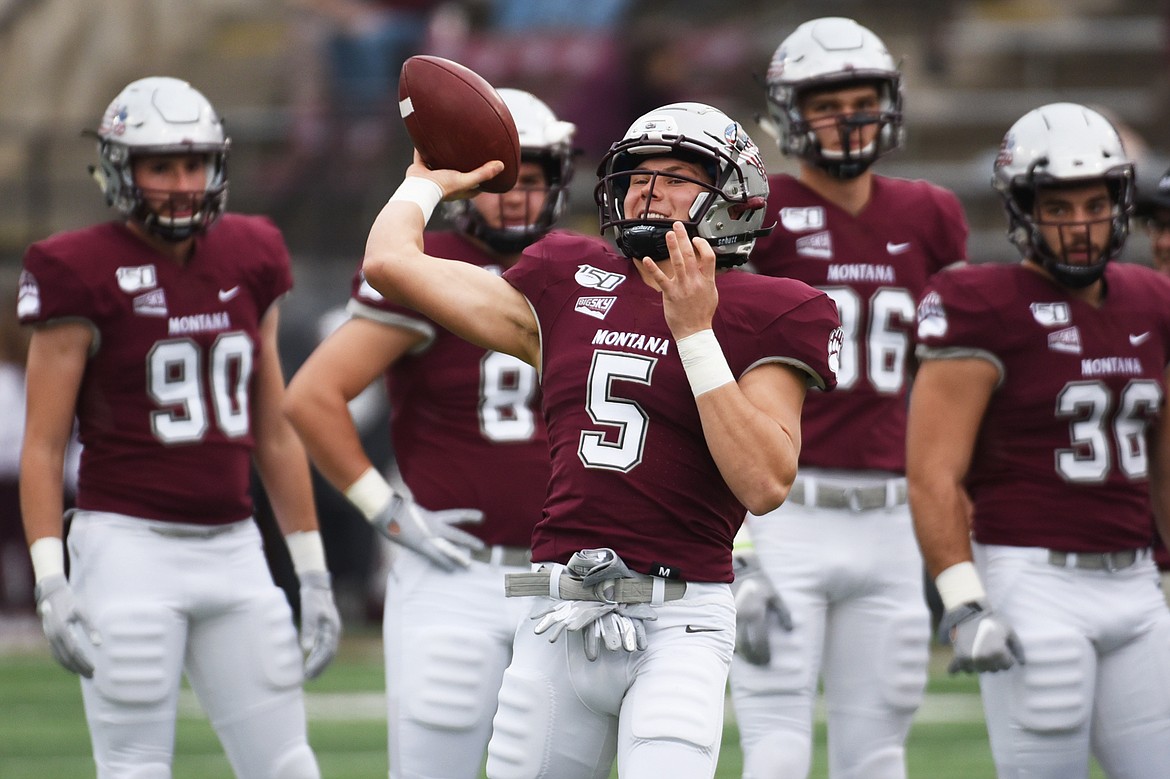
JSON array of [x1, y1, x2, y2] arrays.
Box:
[[1135, 167, 1170, 599], [727, 18, 968, 779], [18, 76, 340, 778], [284, 89, 578, 778], [908, 103, 1170, 777], [361, 100, 841, 778]]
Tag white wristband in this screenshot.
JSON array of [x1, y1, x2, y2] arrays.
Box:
[[676, 329, 735, 397], [29, 536, 66, 583], [388, 176, 444, 224], [935, 561, 987, 612], [285, 530, 328, 576], [344, 467, 394, 521]]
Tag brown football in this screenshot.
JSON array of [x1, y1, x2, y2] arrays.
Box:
[[398, 55, 520, 194]]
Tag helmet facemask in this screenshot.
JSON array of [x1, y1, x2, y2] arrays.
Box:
[[595, 103, 771, 268], [768, 78, 902, 179], [93, 77, 229, 243], [446, 150, 571, 254], [1005, 175, 1132, 289], [765, 18, 904, 179], [993, 102, 1134, 289]]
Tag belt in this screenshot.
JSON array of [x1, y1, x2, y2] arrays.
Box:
[[1047, 549, 1145, 573], [504, 569, 686, 604], [470, 545, 531, 567], [147, 521, 242, 539], [788, 476, 907, 512]]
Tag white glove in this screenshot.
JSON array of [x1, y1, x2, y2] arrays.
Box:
[[35, 574, 100, 678], [298, 570, 342, 680], [531, 599, 657, 661], [940, 599, 1025, 673], [732, 551, 793, 666], [371, 494, 485, 571]]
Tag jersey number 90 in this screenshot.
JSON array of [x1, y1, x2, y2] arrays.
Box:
[[147, 333, 253, 444]]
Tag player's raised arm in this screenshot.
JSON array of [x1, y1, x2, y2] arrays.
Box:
[[640, 223, 808, 515]]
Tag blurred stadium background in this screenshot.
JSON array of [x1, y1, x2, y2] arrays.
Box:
[[0, 3, 1161, 771]]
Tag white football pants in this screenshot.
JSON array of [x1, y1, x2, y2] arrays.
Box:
[[485, 579, 735, 779], [383, 544, 532, 778], [68, 511, 319, 779], [729, 489, 930, 779], [974, 542, 1170, 779]]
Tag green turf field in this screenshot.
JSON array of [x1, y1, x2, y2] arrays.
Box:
[[0, 627, 1106, 778]]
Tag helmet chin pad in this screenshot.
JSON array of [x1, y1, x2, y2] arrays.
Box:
[[616, 223, 676, 261]]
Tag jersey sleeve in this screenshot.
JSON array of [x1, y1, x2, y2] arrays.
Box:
[[19, 242, 98, 325], [252, 216, 293, 313], [754, 290, 841, 391], [929, 185, 970, 270], [915, 266, 1006, 373]]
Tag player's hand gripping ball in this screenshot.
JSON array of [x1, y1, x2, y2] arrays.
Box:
[[398, 55, 520, 193]]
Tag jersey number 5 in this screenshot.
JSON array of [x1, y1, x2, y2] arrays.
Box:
[[147, 334, 253, 444], [578, 350, 655, 472]]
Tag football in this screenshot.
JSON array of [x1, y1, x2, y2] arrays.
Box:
[[398, 55, 520, 194]]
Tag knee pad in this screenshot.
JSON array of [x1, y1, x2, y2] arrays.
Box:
[[875, 612, 930, 714], [1012, 631, 1092, 733], [93, 603, 177, 705], [486, 667, 553, 779], [401, 625, 505, 731], [268, 743, 321, 779]]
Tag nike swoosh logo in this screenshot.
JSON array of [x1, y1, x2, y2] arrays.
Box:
[[1130, 332, 1151, 346], [218, 286, 240, 302], [886, 241, 911, 254], [685, 625, 722, 634]]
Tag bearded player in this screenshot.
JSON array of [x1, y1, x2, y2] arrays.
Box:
[[285, 89, 580, 778], [18, 77, 340, 778], [909, 102, 1170, 777], [362, 101, 841, 777], [728, 18, 968, 779]]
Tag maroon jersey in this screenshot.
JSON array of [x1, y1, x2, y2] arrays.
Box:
[[18, 216, 291, 524], [916, 261, 1170, 551], [349, 232, 550, 548], [752, 174, 967, 472], [505, 233, 841, 582]]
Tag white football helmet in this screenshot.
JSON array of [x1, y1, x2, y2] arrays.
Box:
[[447, 88, 577, 253], [993, 102, 1134, 287], [765, 17, 903, 179], [595, 102, 771, 268], [93, 76, 229, 241]]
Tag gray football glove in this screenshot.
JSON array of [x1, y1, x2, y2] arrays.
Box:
[[35, 574, 100, 678], [531, 549, 657, 660], [732, 551, 793, 666], [370, 494, 485, 571], [940, 599, 1025, 674], [298, 570, 342, 680]]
